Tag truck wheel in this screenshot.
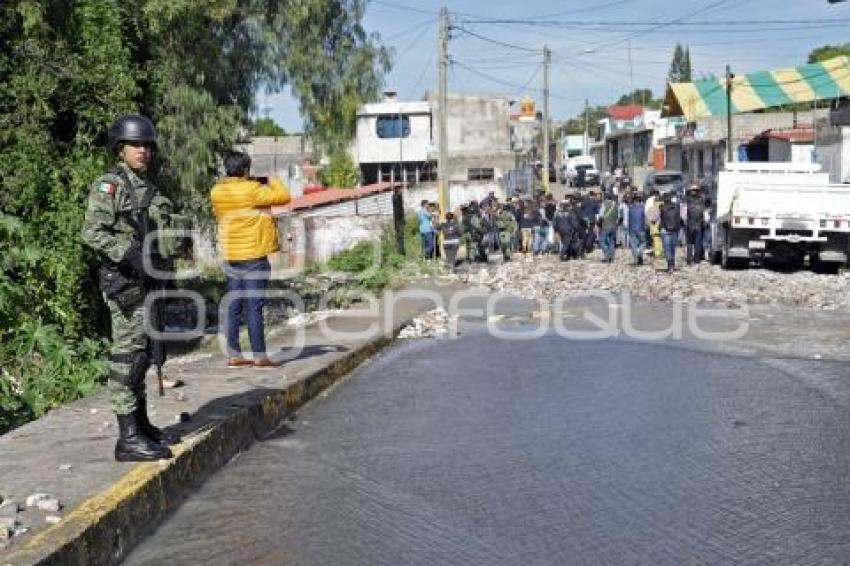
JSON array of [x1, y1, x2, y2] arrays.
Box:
[[710, 249, 722, 265], [812, 259, 841, 275], [721, 242, 745, 270]]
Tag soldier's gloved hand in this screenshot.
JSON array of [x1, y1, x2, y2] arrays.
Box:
[[122, 247, 147, 278]]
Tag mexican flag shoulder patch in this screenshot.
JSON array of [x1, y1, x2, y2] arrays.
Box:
[[98, 181, 116, 196]]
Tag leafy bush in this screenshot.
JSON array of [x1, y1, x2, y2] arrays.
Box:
[[320, 151, 360, 188], [0, 0, 390, 434], [0, 213, 107, 433], [323, 216, 430, 291]]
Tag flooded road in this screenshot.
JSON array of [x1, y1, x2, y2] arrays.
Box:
[[127, 330, 850, 565]]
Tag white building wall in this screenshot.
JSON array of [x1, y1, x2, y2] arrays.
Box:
[[356, 101, 432, 164], [816, 126, 850, 183], [791, 143, 814, 164]]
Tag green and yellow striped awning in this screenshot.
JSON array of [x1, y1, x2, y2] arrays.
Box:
[[662, 56, 850, 121]]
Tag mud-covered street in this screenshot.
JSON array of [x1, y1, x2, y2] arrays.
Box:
[[127, 321, 850, 565]]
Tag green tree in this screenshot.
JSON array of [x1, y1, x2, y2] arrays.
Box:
[[266, 0, 391, 154], [252, 117, 287, 137], [320, 151, 359, 187], [668, 42, 692, 83], [682, 47, 692, 82], [616, 88, 655, 107], [808, 43, 850, 63], [0, 0, 392, 431]]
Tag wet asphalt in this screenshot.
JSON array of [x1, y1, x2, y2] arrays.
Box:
[[126, 328, 850, 565]]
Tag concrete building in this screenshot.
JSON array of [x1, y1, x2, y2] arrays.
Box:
[[428, 91, 516, 184], [763, 128, 815, 164], [273, 182, 398, 267], [815, 107, 850, 184], [237, 135, 314, 198], [660, 110, 817, 195], [355, 91, 516, 193], [355, 92, 436, 185], [596, 106, 685, 175]]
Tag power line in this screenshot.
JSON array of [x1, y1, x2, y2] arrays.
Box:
[[383, 17, 438, 42], [406, 48, 435, 99], [451, 59, 583, 102], [518, 64, 543, 94], [453, 26, 539, 53], [456, 17, 850, 27], [454, 0, 635, 21], [369, 0, 439, 16], [577, 0, 737, 55], [391, 16, 435, 67]]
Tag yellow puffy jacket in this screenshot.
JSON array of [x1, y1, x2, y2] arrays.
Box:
[[210, 177, 291, 261]]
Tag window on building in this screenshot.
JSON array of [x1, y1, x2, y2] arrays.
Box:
[[376, 115, 411, 138], [468, 168, 495, 181]]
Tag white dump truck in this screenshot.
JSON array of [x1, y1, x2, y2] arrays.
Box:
[[711, 162, 850, 273]]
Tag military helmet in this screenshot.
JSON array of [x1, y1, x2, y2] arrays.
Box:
[[108, 114, 157, 152]]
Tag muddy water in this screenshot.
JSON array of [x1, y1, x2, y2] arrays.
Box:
[[126, 331, 850, 565]]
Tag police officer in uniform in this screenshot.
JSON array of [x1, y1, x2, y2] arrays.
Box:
[[82, 114, 187, 461]]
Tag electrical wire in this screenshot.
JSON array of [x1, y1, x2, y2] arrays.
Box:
[[453, 26, 540, 53], [383, 17, 438, 42], [456, 17, 850, 28], [454, 0, 635, 21], [406, 48, 435, 100], [369, 0, 439, 16], [451, 59, 583, 102], [576, 0, 737, 55]]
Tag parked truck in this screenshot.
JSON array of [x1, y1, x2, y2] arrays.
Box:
[[710, 162, 850, 273]]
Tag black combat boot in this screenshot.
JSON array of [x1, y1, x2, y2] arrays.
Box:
[[135, 403, 181, 446], [115, 414, 173, 462]]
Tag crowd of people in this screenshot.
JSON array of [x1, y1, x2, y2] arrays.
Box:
[[417, 185, 713, 274]]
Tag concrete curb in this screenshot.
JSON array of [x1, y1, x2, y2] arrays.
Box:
[[3, 321, 413, 566]]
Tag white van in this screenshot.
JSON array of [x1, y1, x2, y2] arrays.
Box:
[[562, 155, 599, 187]]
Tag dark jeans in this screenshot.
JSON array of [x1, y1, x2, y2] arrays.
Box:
[[629, 230, 647, 262], [420, 231, 435, 259], [444, 243, 458, 270], [224, 258, 270, 358], [599, 226, 617, 260], [686, 226, 703, 264], [583, 226, 597, 253], [662, 230, 678, 269]]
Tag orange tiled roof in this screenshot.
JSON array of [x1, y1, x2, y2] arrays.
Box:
[[272, 181, 400, 215]]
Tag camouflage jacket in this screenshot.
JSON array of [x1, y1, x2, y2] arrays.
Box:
[[81, 163, 189, 265], [496, 210, 518, 234]]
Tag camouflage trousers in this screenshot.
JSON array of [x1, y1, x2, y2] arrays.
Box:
[[499, 232, 513, 260], [106, 296, 150, 416]]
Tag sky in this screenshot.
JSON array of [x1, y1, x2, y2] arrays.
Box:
[[258, 0, 850, 132]]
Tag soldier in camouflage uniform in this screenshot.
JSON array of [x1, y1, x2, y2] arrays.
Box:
[[81, 114, 188, 462], [495, 203, 518, 262]]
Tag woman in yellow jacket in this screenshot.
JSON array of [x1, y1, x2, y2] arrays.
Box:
[[211, 151, 290, 368]]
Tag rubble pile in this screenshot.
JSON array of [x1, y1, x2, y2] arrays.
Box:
[[398, 308, 457, 339], [0, 491, 63, 549], [455, 250, 850, 311]]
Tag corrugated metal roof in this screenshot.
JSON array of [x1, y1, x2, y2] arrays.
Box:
[[272, 181, 400, 215], [606, 104, 645, 120], [765, 128, 815, 143], [663, 56, 850, 122]]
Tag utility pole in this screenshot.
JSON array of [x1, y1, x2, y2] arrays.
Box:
[[437, 6, 449, 216], [725, 64, 734, 163], [542, 45, 551, 194], [584, 98, 589, 155]]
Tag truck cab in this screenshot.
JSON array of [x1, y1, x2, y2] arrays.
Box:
[[562, 155, 599, 187]]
